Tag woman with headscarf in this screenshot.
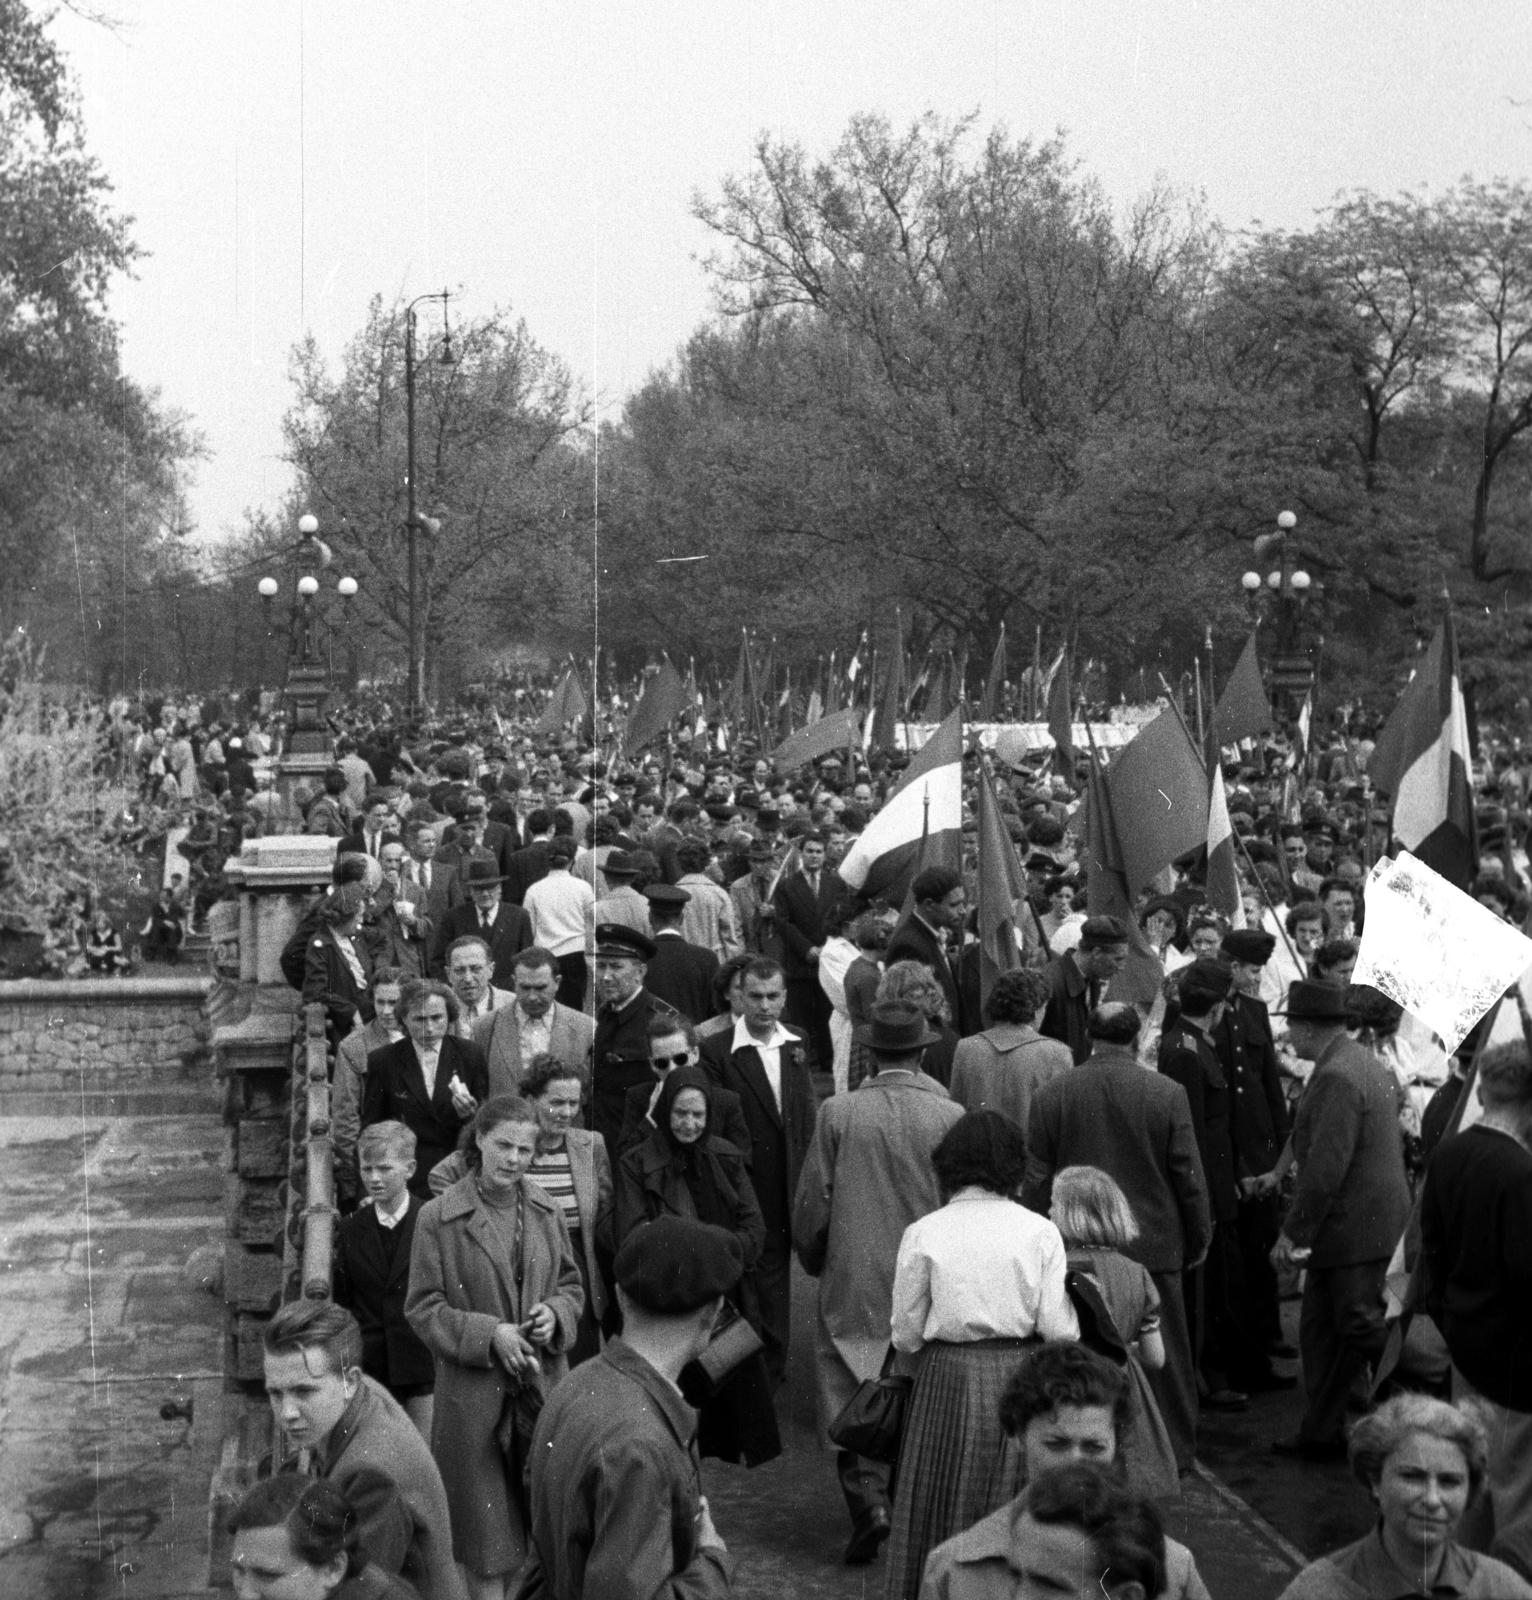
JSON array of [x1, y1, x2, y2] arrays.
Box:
[[614, 1064, 781, 1467]]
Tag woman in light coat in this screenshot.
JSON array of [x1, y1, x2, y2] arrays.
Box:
[[405, 1094, 584, 1600]]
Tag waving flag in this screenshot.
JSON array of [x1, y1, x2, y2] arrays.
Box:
[[1212, 632, 1273, 750], [975, 759, 1027, 1006], [1368, 615, 1478, 888], [839, 708, 963, 901], [1205, 764, 1246, 927]]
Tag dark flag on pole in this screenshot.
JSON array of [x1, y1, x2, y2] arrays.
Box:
[[1211, 631, 1273, 750], [622, 656, 687, 753], [975, 759, 1026, 1009], [1047, 652, 1074, 776], [979, 624, 1006, 722]]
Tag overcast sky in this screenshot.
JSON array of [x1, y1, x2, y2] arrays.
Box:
[[52, 1, 1532, 546]]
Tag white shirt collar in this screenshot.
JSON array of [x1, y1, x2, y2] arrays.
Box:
[[732, 1014, 794, 1054], [373, 1191, 412, 1229]]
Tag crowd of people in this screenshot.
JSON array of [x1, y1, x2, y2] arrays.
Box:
[[111, 676, 1531, 1600]]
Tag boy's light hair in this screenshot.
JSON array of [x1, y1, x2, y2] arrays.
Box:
[[1050, 1165, 1140, 1249], [357, 1120, 416, 1163]]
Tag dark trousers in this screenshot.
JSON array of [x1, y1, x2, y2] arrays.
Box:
[[1297, 1257, 1391, 1445], [1145, 1267, 1197, 1471], [1236, 1192, 1284, 1352], [752, 1247, 791, 1389], [786, 978, 832, 1077], [838, 1450, 891, 1529], [555, 952, 587, 1012], [1196, 1219, 1275, 1390]]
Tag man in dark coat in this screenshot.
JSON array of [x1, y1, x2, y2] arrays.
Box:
[[1271, 980, 1411, 1460], [1159, 958, 1249, 1410], [592, 924, 676, 1156], [519, 1217, 739, 1599], [1217, 928, 1293, 1376], [361, 980, 488, 1196], [882, 864, 972, 1039], [1039, 916, 1131, 1064], [700, 956, 818, 1388], [772, 832, 846, 1066], [619, 1014, 753, 1162], [428, 857, 532, 985], [503, 807, 555, 906], [1024, 1001, 1212, 1472], [642, 884, 720, 1025]]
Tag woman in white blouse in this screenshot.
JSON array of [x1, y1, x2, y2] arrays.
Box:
[[883, 1109, 1078, 1600]]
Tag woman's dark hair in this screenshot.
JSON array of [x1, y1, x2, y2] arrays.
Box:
[[1023, 1463, 1166, 1600], [711, 953, 753, 1013], [985, 968, 1049, 1025], [461, 1094, 539, 1172], [397, 978, 460, 1025], [520, 1052, 589, 1100], [999, 1341, 1132, 1440], [226, 1475, 364, 1579], [931, 1110, 1028, 1202], [317, 881, 368, 926]]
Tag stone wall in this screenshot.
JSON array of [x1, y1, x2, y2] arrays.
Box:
[[0, 975, 218, 1115]]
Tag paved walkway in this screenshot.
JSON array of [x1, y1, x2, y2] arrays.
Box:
[[0, 1107, 1322, 1598]]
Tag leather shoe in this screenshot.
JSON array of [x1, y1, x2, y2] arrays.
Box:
[[1272, 1435, 1347, 1462], [1203, 1388, 1250, 1412], [844, 1507, 891, 1565]]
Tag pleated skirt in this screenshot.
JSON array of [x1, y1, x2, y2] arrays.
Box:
[[882, 1338, 1034, 1600]]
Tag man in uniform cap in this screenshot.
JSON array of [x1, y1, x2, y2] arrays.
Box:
[[1215, 927, 1294, 1382], [591, 923, 674, 1158], [520, 1216, 740, 1600], [1271, 980, 1410, 1461], [643, 884, 720, 1025]]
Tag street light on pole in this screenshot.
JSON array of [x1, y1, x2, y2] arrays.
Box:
[[404, 290, 454, 713], [1240, 508, 1320, 720]]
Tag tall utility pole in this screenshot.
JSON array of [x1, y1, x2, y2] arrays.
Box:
[[404, 290, 453, 713]]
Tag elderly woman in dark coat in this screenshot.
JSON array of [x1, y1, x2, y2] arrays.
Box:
[[405, 1094, 584, 1600], [615, 1064, 781, 1467]]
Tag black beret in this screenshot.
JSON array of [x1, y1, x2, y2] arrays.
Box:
[[614, 1216, 743, 1313], [1222, 928, 1276, 965], [644, 884, 691, 908], [1078, 915, 1129, 949], [1287, 978, 1349, 1020], [593, 923, 657, 961]]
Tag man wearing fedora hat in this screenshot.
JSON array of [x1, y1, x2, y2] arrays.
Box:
[[730, 841, 786, 964], [794, 998, 962, 1564], [592, 850, 652, 940], [1271, 979, 1410, 1461], [428, 855, 532, 988]]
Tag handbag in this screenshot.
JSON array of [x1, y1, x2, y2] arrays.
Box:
[[827, 1346, 912, 1463], [693, 1303, 765, 1393]]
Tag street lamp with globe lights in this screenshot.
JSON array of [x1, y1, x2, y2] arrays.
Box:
[[255, 513, 359, 777], [1239, 509, 1320, 720], [404, 289, 455, 714]]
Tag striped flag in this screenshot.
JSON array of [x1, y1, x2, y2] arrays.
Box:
[[1206, 763, 1246, 927], [839, 708, 964, 901], [1368, 615, 1478, 888]]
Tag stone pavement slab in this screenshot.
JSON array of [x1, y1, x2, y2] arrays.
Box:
[[0, 1115, 225, 1600]]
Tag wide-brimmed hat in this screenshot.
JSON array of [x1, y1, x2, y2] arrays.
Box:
[[1286, 979, 1349, 1020], [853, 999, 941, 1054], [603, 849, 638, 879], [463, 858, 507, 887]]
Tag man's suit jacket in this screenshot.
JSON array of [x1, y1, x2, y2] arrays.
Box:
[[592, 987, 677, 1156], [773, 870, 846, 984], [644, 932, 719, 1025], [1039, 949, 1096, 1064], [883, 912, 970, 1037], [619, 1077, 754, 1167], [368, 879, 431, 979], [471, 1000, 596, 1099], [700, 1026, 818, 1255], [1283, 1033, 1411, 1268], [1215, 993, 1290, 1180], [452, 985, 515, 1040], [503, 839, 551, 907], [949, 1022, 1073, 1141], [1158, 1019, 1239, 1225], [429, 899, 532, 985], [334, 1196, 436, 1389], [1022, 1041, 1212, 1275], [361, 1035, 489, 1196], [406, 855, 455, 933], [338, 827, 403, 860]]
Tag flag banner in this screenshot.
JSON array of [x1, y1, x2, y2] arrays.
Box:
[[1211, 632, 1273, 748], [1102, 708, 1209, 897], [535, 666, 586, 734], [1046, 652, 1074, 776], [1368, 616, 1478, 887], [772, 707, 862, 771], [1353, 852, 1532, 1054], [839, 707, 963, 899], [1081, 747, 1164, 1005], [1205, 763, 1245, 927], [869, 612, 906, 753], [979, 624, 1006, 722], [975, 759, 1026, 1008], [622, 657, 687, 752]]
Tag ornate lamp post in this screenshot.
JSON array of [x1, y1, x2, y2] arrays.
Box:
[[1241, 509, 1321, 720], [258, 513, 359, 785], [404, 290, 454, 714]]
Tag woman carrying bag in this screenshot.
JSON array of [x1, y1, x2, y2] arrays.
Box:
[[615, 1064, 782, 1467], [405, 1095, 583, 1600]]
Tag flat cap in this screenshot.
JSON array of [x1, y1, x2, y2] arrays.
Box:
[[1078, 915, 1129, 949], [644, 883, 691, 909], [593, 923, 657, 961], [1222, 928, 1276, 965], [614, 1216, 744, 1313]]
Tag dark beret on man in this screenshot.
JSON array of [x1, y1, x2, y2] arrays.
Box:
[[1222, 928, 1276, 965], [1078, 915, 1129, 950], [614, 1216, 744, 1313]]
